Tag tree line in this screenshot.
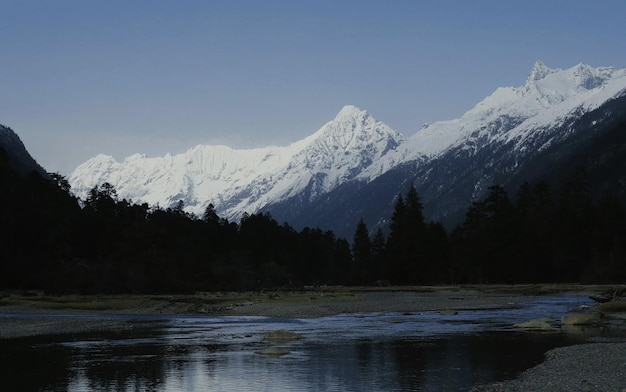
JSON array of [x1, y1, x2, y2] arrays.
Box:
[[1, 148, 353, 293], [1, 144, 625, 293], [353, 171, 626, 285]]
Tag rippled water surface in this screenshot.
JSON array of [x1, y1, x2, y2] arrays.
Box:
[[0, 294, 612, 391]]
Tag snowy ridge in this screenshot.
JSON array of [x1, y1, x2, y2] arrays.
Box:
[[358, 61, 626, 180], [416, 61, 626, 152], [70, 144, 300, 209], [69, 105, 405, 219], [69, 62, 626, 222]]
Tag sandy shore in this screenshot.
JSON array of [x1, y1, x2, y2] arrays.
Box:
[[2, 285, 625, 391]]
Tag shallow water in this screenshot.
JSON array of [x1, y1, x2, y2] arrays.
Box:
[[0, 294, 618, 391]]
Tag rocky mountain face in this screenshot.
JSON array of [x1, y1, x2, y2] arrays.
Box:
[[68, 61, 626, 237]]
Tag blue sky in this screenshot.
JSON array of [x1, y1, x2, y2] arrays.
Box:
[[2, 0, 626, 174]]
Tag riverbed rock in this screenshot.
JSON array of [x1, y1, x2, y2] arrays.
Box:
[[589, 293, 613, 303], [513, 317, 559, 332], [596, 300, 626, 313], [594, 300, 626, 323], [263, 329, 304, 342], [561, 323, 604, 337], [256, 347, 290, 356], [561, 311, 601, 326], [589, 287, 626, 303]]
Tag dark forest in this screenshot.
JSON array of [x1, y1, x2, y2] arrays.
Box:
[[1, 146, 625, 293]]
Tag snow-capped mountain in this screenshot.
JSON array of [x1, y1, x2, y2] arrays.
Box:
[[69, 61, 626, 234], [266, 61, 626, 236], [358, 61, 626, 181], [68, 105, 405, 219]]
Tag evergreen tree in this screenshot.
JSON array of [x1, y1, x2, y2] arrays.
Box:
[[456, 185, 516, 283], [405, 184, 425, 228], [333, 238, 353, 285], [388, 193, 406, 242], [554, 168, 593, 281], [514, 181, 556, 282], [386, 193, 407, 282], [590, 191, 626, 282], [352, 218, 372, 284], [85, 182, 118, 217], [173, 200, 186, 216], [482, 185, 516, 282], [370, 228, 386, 282], [423, 221, 450, 283], [49, 172, 72, 194], [386, 184, 426, 284], [202, 203, 220, 224], [457, 199, 489, 282]]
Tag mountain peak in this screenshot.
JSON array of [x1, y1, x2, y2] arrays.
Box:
[[528, 60, 555, 82], [571, 62, 606, 90], [334, 105, 367, 120]]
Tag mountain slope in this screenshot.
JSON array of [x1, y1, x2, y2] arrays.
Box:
[[68, 105, 405, 219], [0, 124, 48, 177], [68, 61, 626, 237], [509, 94, 626, 200], [358, 61, 626, 181], [269, 94, 626, 238], [266, 62, 626, 236]]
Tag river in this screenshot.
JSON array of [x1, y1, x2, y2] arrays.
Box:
[[0, 294, 619, 391]]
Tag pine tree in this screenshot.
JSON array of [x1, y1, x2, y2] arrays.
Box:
[[386, 193, 406, 282], [483, 185, 516, 282], [386, 184, 426, 284], [405, 183, 425, 228], [555, 168, 593, 281], [514, 181, 555, 282], [371, 228, 386, 281], [202, 203, 220, 224], [352, 218, 372, 284]]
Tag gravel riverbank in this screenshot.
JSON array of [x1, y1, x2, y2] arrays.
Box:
[[0, 287, 523, 338], [473, 342, 626, 391], [0, 316, 132, 339], [223, 288, 526, 318]]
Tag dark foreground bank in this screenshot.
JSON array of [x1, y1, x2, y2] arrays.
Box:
[[473, 342, 626, 391]]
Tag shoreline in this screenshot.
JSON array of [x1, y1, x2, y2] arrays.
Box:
[[0, 283, 587, 318], [0, 286, 528, 338], [0, 284, 613, 337], [2, 285, 625, 391]]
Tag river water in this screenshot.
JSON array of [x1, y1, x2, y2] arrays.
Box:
[[0, 294, 620, 391]]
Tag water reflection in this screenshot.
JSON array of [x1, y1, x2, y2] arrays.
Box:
[[42, 333, 579, 392], [0, 294, 613, 391]]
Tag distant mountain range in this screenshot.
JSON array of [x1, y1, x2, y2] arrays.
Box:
[[68, 104, 406, 220], [60, 61, 626, 237]]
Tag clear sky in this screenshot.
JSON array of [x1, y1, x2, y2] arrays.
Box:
[[3, 0, 626, 174]]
